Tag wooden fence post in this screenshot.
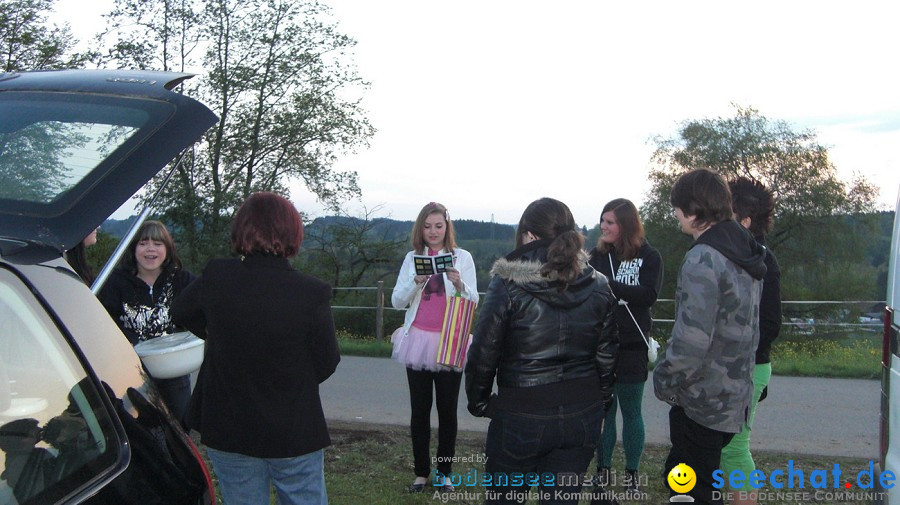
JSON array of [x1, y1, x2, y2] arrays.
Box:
[[376, 280, 384, 342]]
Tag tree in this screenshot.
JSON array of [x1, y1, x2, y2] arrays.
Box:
[[93, 0, 203, 73], [98, 0, 374, 266], [0, 122, 86, 200], [642, 105, 880, 302], [298, 205, 407, 335], [300, 205, 406, 289], [1, 0, 88, 71]]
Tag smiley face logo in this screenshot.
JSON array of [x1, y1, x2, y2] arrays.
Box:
[[667, 463, 696, 493]]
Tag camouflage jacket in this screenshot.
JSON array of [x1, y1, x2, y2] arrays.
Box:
[[653, 241, 764, 433]]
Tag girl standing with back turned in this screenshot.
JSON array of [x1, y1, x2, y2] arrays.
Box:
[[466, 197, 619, 505]]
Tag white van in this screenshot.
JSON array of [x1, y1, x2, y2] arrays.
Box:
[[877, 183, 900, 503]]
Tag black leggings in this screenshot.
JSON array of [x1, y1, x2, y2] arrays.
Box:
[[406, 367, 462, 478]]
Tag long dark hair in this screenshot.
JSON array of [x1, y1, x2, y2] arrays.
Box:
[[66, 241, 94, 285], [596, 198, 645, 261], [516, 197, 585, 286], [119, 220, 183, 274]]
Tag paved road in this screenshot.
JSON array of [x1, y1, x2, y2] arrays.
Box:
[[321, 356, 879, 459]]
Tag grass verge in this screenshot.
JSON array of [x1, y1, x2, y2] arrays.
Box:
[[323, 421, 874, 505], [338, 336, 393, 358], [769, 338, 880, 379], [195, 422, 877, 505], [337, 333, 883, 379]]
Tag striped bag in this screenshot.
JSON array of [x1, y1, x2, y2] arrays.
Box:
[[436, 294, 476, 368]]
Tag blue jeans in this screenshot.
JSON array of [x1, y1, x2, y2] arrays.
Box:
[[206, 448, 327, 505], [484, 400, 604, 505]]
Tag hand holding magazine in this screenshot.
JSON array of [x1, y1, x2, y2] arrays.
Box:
[[412, 253, 454, 276]]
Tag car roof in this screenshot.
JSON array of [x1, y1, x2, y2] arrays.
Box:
[[0, 69, 217, 252]]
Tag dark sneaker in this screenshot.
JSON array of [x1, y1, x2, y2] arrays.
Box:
[[591, 468, 620, 505], [623, 469, 641, 494], [594, 467, 611, 488]]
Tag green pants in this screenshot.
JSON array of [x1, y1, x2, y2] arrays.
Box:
[[719, 363, 772, 488], [596, 381, 645, 471]]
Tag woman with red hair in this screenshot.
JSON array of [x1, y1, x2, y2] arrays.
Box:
[[173, 192, 340, 505]]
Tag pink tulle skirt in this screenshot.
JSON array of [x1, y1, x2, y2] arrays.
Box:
[[391, 325, 461, 372]]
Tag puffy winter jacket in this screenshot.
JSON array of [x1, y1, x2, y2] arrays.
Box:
[[465, 239, 618, 417]]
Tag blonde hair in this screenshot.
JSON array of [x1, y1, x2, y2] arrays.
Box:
[[410, 202, 457, 252]]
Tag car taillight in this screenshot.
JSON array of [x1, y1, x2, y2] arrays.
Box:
[[184, 435, 216, 505], [884, 306, 893, 367], [882, 306, 895, 467]]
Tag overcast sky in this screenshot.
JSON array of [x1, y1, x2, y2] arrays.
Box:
[[54, 0, 900, 226]]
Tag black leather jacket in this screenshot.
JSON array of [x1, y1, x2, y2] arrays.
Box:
[[465, 240, 618, 417]]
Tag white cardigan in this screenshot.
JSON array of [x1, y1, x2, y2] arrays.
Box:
[[391, 247, 479, 336]]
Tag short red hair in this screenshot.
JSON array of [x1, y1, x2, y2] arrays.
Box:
[[231, 192, 303, 258]]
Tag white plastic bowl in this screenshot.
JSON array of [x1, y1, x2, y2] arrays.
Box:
[[0, 397, 49, 417], [134, 331, 205, 379]]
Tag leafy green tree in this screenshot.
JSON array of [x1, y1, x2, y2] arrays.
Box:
[[300, 205, 406, 289], [642, 105, 880, 302], [0, 0, 88, 71], [297, 205, 407, 335], [86, 230, 120, 272], [98, 0, 374, 266], [94, 0, 201, 72]]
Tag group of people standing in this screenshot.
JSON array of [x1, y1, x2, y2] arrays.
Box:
[[69, 192, 340, 505], [63, 167, 779, 505], [392, 168, 780, 505], [653, 170, 781, 505]]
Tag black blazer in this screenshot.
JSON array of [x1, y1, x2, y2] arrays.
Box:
[[172, 255, 340, 458]]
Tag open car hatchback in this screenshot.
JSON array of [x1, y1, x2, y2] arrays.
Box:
[[0, 70, 217, 505]]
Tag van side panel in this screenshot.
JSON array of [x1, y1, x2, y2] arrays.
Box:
[[878, 184, 900, 504]]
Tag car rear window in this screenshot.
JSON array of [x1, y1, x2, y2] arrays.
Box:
[[0, 97, 149, 206]]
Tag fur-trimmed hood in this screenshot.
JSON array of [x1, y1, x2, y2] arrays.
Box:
[[464, 239, 618, 415], [489, 245, 601, 309], [490, 258, 547, 285]]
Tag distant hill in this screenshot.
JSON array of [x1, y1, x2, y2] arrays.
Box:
[[104, 211, 894, 255], [99, 216, 138, 238], [300, 216, 517, 245], [103, 212, 895, 289], [101, 214, 519, 257]]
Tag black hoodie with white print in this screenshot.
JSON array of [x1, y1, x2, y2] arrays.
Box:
[[99, 267, 196, 345]]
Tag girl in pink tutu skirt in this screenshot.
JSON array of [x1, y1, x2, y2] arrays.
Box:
[[390, 202, 479, 493]]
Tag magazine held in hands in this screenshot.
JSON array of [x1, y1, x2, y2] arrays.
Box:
[[413, 253, 454, 276]]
